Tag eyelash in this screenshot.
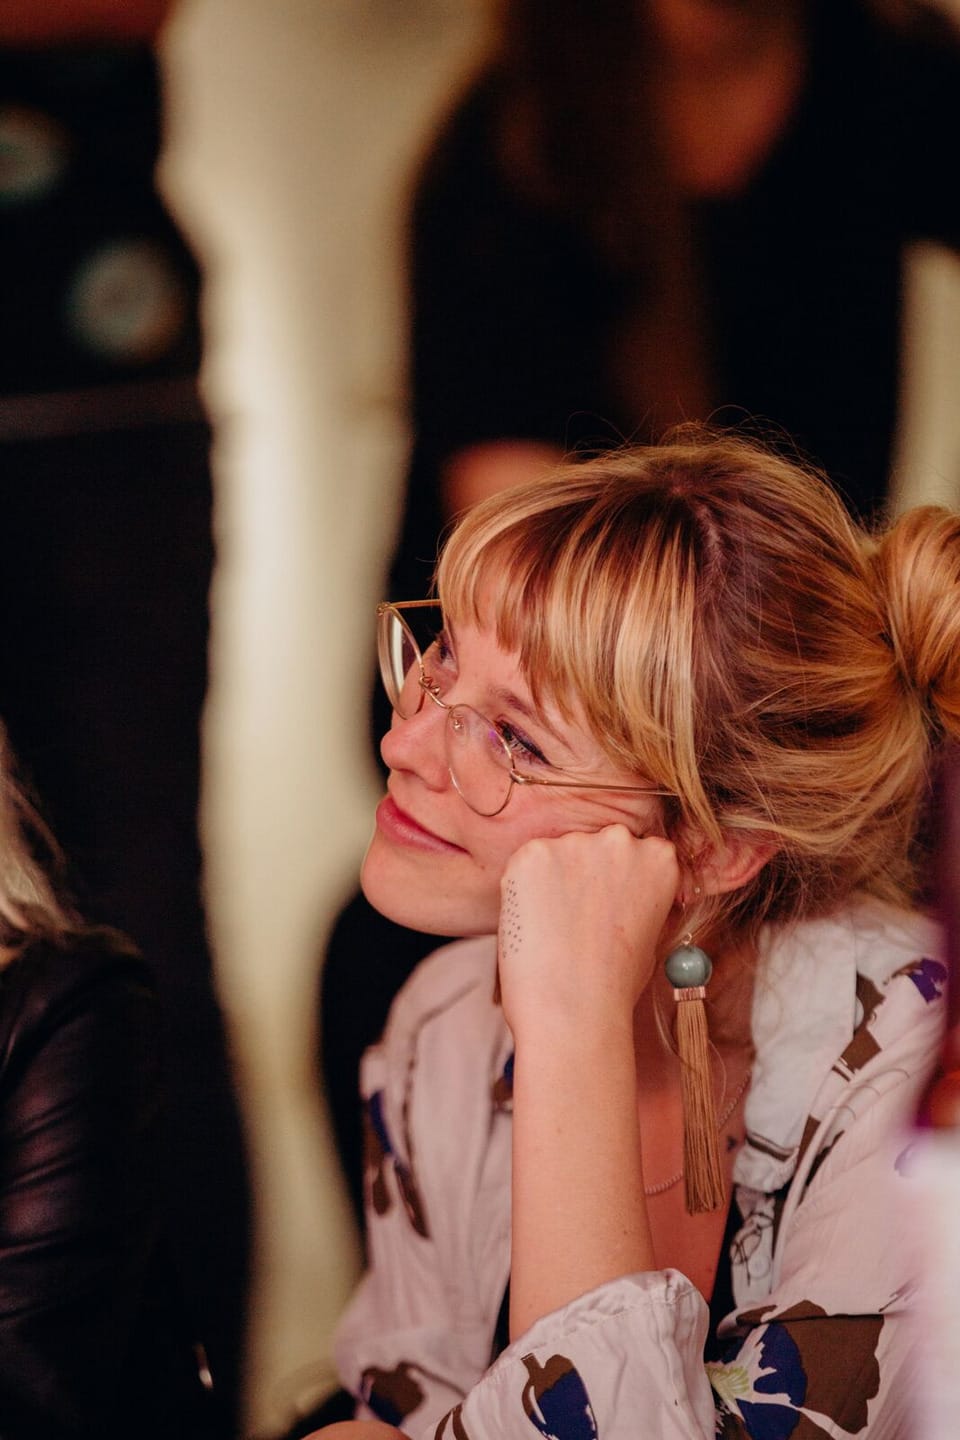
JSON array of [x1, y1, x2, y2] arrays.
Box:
[[434, 630, 454, 666], [496, 722, 548, 767], [431, 628, 551, 767]]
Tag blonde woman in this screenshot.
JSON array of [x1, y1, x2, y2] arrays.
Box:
[[0, 727, 220, 1438], [316, 432, 957, 1440]]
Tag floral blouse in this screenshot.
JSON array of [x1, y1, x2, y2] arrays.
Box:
[[334, 897, 944, 1438]]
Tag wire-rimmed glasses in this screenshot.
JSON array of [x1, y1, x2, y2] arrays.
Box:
[[377, 601, 674, 817]]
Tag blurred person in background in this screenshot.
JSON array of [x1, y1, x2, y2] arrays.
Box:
[[322, 0, 960, 1229], [0, 718, 223, 1438], [0, 0, 248, 1423]]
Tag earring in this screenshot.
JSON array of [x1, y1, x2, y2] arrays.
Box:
[[664, 923, 725, 1216]]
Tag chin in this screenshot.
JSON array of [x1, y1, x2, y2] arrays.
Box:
[[360, 834, 495, 938]]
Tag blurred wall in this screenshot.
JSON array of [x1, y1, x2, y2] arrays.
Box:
[[891, 239, 960, 514], [159, 1, 487, 1432]]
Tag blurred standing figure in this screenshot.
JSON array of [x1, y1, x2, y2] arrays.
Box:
[[323, 0, 960, 1227], [0, 0, 248, 1422], [393, 0, 960, 585]]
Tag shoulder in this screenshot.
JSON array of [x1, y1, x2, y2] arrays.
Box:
[[822, 1, 960, 214], [0, 927, 157, 1087], [374, 936, 502, 1073], [355, 938, 507, 1244], [759, 896, 940, 988], [731, 901, 943, 1312], [815, 0, 960, 88], [411, 68, 553, 264], [414, 69, 504, 204], [361, 936, 506, 1160], [740, 898, 943, 1190], [0, 926, 152, 1014]]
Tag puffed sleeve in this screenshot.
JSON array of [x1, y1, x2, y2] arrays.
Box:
[[0, 937, 164, 1437]]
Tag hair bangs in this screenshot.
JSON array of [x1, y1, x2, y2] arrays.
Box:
[[437, 477, 709, 813], [424, 425, 959, 940]]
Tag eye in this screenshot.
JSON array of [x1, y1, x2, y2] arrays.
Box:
[[422, 628, 457, 693], [496, 721, 549, 769], [435, 628, 455, 667]]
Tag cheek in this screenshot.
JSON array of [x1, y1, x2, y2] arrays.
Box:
[[549, 792, 667, 840], [467, 828, 525, 885], [473, 809, 576, 879]]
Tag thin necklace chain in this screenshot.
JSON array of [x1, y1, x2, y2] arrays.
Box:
[[643, 1068, 752, 1197]]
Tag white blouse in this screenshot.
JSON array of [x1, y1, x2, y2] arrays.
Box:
[[335, 896, 943, 1439]]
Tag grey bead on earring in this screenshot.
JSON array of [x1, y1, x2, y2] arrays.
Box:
[[664, 942, 713, 989]]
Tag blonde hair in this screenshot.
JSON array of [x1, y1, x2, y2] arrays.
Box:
[[437, 429, 960, 943], [0, 722, 75, 961]]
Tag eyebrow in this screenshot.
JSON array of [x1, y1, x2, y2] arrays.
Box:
[[488, 686, 571, 754], [445, 616, 572, 754]]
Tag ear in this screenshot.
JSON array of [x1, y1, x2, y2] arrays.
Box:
[[686, 830, 778, 898]]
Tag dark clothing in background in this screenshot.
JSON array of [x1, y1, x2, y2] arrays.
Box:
[[0, 932, 224, 1438], [322, 0, 960, 1229], [394, 0, 960, 601], [0, 46, 248, 1419]]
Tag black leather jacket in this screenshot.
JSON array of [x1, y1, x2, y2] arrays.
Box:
[[0, 931, 223, 1438]]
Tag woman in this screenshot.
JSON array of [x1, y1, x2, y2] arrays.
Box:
[[319, 431, 957, 1438], [321, 0, 960, 1226], [0, 723, 222, 1437]]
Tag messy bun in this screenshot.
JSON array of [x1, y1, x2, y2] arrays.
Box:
[[870, 506, 960, 737]]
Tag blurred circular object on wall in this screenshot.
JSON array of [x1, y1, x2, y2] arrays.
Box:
[[67, 236, 188, 363], [0, 103, 69, 204]]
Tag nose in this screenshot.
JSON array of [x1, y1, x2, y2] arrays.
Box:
[[379, 700, 451, 791]]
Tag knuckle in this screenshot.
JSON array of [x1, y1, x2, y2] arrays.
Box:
[[640, 835, 680, 879]]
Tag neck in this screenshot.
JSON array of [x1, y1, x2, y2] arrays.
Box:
[[651, 1, 808, 196], [652, 0, 804, 79]]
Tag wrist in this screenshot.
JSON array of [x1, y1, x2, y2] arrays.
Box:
[[511, 1016, 638, 1116], [508, 998, 636, 1057]]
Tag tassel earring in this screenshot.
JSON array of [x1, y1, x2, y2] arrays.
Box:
[[664, 928, 725, 1215]]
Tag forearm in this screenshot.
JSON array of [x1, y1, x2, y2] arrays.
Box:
[[509, 1013, 655, 1340]]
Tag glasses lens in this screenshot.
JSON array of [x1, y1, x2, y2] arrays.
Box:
[[377, 608, 423, 717], [446, 705, 513, 816]]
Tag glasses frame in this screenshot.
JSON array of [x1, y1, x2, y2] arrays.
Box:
[[377, 600, 675, 816]]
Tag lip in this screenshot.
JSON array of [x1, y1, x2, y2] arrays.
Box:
[[376, 794, 466, 854]]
